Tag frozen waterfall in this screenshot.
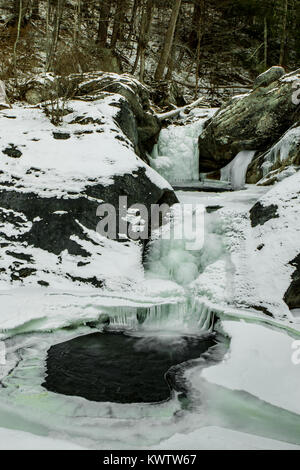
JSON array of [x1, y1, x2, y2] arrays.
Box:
[[221, 150, 256, 190], [150, 109, 217, 184]]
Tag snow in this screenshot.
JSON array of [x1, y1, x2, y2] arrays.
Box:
[[0, 92, 174, 292], [0, 179, 299, 449], [221, 150, 256, 189], [181, 173, 300, 320], [151, 425, 300, 450], [202, 320, 300, 415], [0, 222, 144, 292], [280, 71, 300, 83], [0, 427, 86, 450]]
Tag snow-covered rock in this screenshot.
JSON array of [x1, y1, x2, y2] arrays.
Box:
[[231, 172, 300, 317], [200, 320, 300, 416], [9, 71, 162, 162], [0, 83, 176, 291]]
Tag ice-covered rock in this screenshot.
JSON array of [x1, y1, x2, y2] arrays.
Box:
[[221, 150, 256, 190], [247, 122, 300, 185]]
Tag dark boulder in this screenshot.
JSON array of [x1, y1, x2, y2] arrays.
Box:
[[284, 255, 300, 310], [250, 202, 279, 227]]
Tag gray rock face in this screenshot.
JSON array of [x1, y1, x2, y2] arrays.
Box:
[[253, 66, 285, 90], [0, 168, 176, 285], [198, 68, 300, 173]]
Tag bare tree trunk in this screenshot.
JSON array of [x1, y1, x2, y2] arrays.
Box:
[[73, 0, 81, 46], [279, 0, 288, 65], [189, 0, 201, 46], [194, 0, 205, 98], [127, 0, 139, 43], [264, 16, 268, 69], [96, 0, 111, 47], [45, 0, 50, 67], [31, 0, 39, 19], [11, 0, 29, 25], [166, 24, 178, 80], [132, 0, 152, 76], [139, 0, 154, 81], [13, 0, 23, 77], [131, 0, 144, 74], [165, 43, 175, 80], [154, 0, 182, 81], [46, 0, 65, 72], [110, 0, 127, 50]]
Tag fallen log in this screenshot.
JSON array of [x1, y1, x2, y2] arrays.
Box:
[[156, 96, 207, 121]]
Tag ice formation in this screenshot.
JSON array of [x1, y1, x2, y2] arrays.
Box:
[[150, 109, 217, 184], [259, 124, 300, 181], [221, 150, 256, 189]]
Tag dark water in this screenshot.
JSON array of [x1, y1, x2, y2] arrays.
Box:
[[44, 332, 216, 404]]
